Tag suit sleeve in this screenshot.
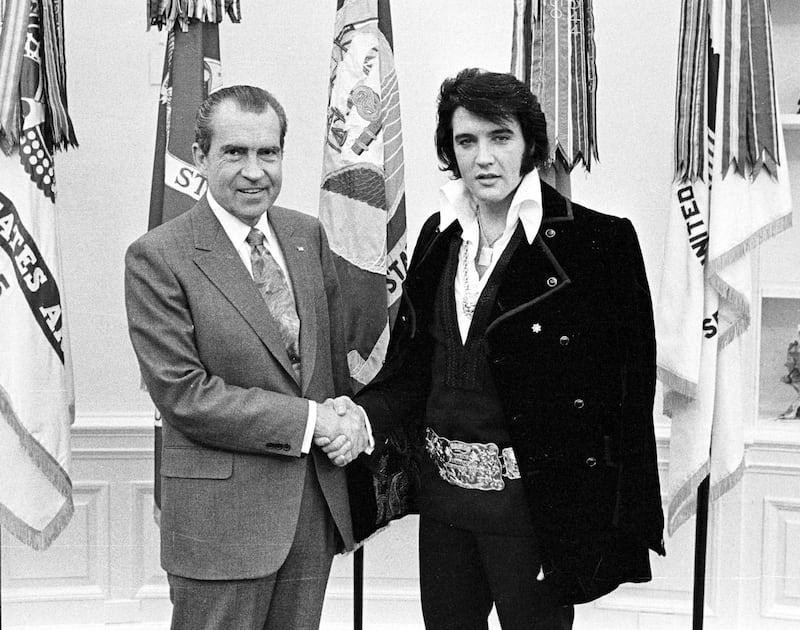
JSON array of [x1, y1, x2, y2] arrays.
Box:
[[124, 234, 309, 457]]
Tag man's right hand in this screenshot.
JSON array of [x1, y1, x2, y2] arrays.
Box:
[[314, 397, 368, 466]]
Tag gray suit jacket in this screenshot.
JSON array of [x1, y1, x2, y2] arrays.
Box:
[[125, 197, 354, 580]]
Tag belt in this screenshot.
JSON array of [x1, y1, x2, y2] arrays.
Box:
[[424, 427, 521, 492]]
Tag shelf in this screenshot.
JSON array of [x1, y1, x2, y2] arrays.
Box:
[[758, 296, 800, 424], [763, 284, 800, 300], [782, 114, 800, 130]]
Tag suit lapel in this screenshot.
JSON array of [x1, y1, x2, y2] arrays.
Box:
[[270, 207, 317, 394], [190, 200, 299, 385]]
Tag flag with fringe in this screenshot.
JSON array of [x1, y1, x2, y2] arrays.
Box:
[[146, 0, 237, 519], [0, 0, 77, 550], [657, 0, 792, 535], [319, 0, 407, 390]]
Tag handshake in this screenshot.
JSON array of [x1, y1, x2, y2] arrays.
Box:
[[313, 396, 371, 467]]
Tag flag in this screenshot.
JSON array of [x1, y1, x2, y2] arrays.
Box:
[[510, 0, 598, 195], [319, 0, 407, 390], [0, 0, 77, 550], [146, 0, 238, 519], [657, 0, 792, 535]]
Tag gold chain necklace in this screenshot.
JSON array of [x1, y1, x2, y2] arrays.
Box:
[[462, 243, 478, 318], [462, 210, 503, 318]]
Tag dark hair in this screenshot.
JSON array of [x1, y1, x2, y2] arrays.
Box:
[[194, 85, 288, 154], [435, 68, 549, 178]]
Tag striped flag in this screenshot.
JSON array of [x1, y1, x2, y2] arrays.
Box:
[[510, 0, 598, 181], [0, 0, 77, 550], [657, 0, 792, 535], [319, 0, 407, 391], [146, 1, 238, 518]]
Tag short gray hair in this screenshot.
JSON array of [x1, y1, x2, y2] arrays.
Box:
[[194, 85, 288, 154]]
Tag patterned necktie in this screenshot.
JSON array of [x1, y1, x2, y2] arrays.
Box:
[[246, 228, 301, 380]]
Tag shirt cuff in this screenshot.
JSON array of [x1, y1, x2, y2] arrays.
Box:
[[302, 400, 316, 454], [359, 405, 375, 455]]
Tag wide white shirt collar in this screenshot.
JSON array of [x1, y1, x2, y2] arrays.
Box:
[[437, 169, 544, 244]]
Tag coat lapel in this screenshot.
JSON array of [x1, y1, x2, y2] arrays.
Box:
[[270, 206, 317, 394], [190, 200, 300, 385], [489, 181, 574, 330]]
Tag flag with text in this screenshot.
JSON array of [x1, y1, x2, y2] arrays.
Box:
[[0, 0, 76, 550], [658, 0, 792, 535]]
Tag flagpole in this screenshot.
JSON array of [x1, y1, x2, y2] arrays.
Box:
[[692, 474, 710, 630], [354, 546, 364, 630]]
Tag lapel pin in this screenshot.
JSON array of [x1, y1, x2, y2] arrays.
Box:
[[296, 246, 305, 252], [531, 323, 542, 333]]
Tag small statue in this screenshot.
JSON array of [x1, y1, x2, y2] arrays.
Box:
[[778, 326, 800, 419]]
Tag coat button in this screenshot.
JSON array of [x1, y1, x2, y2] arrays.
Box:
[[559, 335, 570, 346], [573, 398, 585, 409], [585, 457, 597, 467], [511, 414, 525, 424], [546, 277, 558, 287], [545, 228, 556, 238]]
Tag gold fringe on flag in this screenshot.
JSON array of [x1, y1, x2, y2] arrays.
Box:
[[148, 0, 241, 32]]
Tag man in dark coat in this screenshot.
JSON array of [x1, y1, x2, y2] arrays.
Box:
[[322, 68, 665, 630]]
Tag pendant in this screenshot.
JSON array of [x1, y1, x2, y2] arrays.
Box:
[[462, 291, 478, 318], [478, 246, 493, 267]]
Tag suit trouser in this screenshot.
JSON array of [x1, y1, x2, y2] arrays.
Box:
[[167, 456, 336, 630], [419, 516, 575, 630]]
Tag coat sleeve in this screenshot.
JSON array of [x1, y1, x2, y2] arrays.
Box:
[[354, 213, 441, 449], [613, 218, 665, 555], [124, 233, 309, 457]]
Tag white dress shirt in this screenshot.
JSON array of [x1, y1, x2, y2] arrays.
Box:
[[438, 170, 544, 343]]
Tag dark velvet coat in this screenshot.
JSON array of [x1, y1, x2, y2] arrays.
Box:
[[350, 181, 665, 605]]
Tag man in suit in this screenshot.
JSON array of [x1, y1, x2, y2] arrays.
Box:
[[323, 69, 665, 629], [125, 85, 369, 630]]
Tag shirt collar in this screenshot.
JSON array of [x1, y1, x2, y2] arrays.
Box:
[[437, 169, 543, 244], [206, 191, 271, 249]]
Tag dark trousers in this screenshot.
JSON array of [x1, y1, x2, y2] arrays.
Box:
[[167, 459, 336, 630], [419, 516, 574, 630]]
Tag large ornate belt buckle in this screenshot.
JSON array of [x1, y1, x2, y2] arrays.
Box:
[[425, 428, 506, 491]]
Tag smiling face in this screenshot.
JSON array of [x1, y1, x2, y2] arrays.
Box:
[[192, 99, 283, 226], [451, 106, 528, 215]]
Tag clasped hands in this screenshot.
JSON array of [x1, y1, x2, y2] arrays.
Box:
[[313, 396, 369, 467]]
